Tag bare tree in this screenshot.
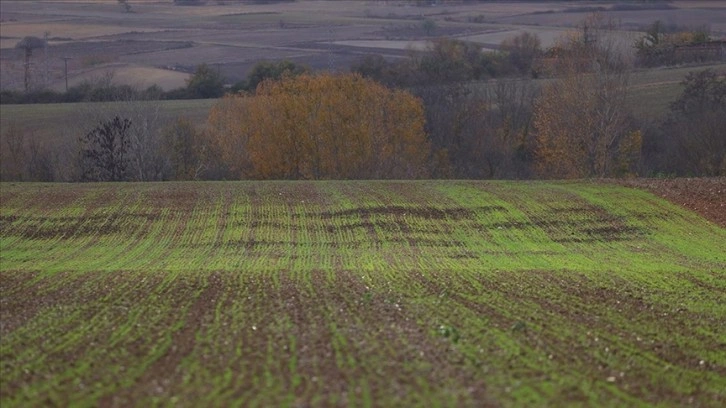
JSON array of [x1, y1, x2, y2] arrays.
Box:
[[659, 69, 726, 176], [500, 32, 542, 76], [15, 36, 46, 92], [1, 123, 26, 181], [0, 123, 56, 181], [533, 66, 639, 178], [412, 79, 538, 179], [488, 79, 539, 178], [124, 99, 166, 180], [79, 116, 132, 182], [26, 138, 56, 181], [162, 118, 207, 180], [532, 15, 641, 178], [75, 85, 168, 181]]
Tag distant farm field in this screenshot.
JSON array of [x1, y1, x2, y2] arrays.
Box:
[[626, 63, 726, 119], [0, 99, 215, 148], [2, 0, 725, 92], [1, 181, 724, 406]]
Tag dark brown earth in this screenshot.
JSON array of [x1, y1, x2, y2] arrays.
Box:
[[609, 178, 726, 228]]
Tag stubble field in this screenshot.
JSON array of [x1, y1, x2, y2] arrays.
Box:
[[2, 1, 725, 92], [1, 180, 724, 407]]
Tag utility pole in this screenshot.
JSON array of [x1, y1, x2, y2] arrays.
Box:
[[23, 60, 32, 92], [44, 32, 50, 87], [62, 56, 72, 92]]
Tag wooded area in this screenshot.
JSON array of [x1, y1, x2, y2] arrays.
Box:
[[1, 13, 724, 181]]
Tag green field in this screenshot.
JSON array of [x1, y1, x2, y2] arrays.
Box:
[[626, 63, 726, 120], [0, 99, 216, 147], [1, 181, 724, 406]]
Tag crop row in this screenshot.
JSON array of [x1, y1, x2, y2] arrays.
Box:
[[1, 181, 724, 406]]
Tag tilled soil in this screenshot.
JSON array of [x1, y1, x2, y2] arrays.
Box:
[[1, 181, 724, 407], [609, 177, 726, 228]]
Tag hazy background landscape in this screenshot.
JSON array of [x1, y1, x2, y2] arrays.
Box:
[[2, 0, 725, 91]]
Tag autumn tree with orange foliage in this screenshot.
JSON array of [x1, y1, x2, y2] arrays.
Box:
[[206, 73, 430, 179]]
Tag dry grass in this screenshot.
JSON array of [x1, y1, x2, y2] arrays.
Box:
[[0, 22, 160, 40], [56, 64, 190, 91], [332, 39, 428, 51]]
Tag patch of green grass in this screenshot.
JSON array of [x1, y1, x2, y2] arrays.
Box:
[[626, 63, 726, 119], [1, 181, 724, 407]]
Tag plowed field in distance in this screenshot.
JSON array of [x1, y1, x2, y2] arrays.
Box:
[[1, 181, 724, 407]]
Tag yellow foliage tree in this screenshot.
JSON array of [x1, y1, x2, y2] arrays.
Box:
[[206, 73, 430, 179]]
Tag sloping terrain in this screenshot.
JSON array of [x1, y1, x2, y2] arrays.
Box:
[[614, 177, 726, 228], [1, 181, 724, 407]]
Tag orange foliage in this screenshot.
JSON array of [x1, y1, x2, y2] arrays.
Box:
[[206, 73, 430, 179]]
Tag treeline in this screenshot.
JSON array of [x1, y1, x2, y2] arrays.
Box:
[[0, 64, 223, 104], [1, 82, 166, 105], [352, 33, 542, 88], [1, 16, 724, 181], [3, 68, 722, 183], [635, 20, 723, 67], [0, 60, 309, 105]]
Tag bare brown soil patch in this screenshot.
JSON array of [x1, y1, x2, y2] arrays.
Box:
[[319, 205, 477, 221], [611, 178, 726, 227]]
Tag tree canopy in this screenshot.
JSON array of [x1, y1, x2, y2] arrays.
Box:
[[186, 64, 224, 98], [206, 73, 430, 179]]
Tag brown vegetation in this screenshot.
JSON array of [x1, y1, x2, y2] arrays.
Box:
[[206, 73, 429, 179]]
